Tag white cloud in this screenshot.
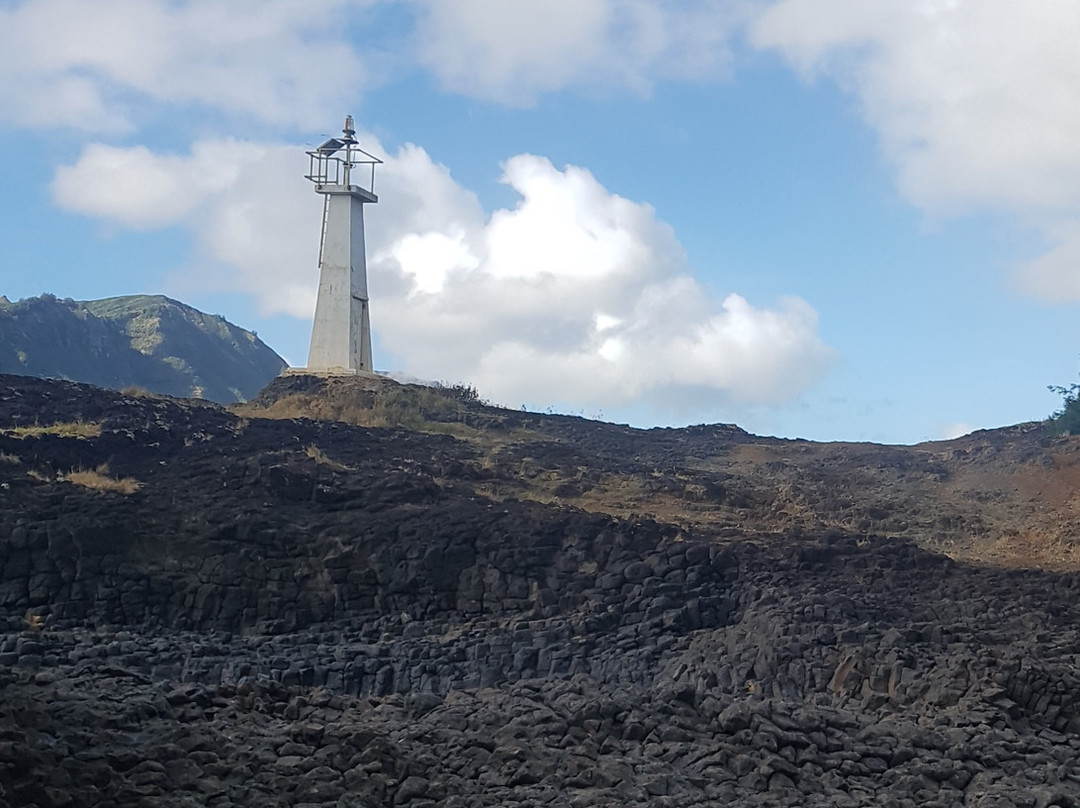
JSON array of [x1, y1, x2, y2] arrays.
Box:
[[749, 0, 1080, 299], [51, 136, 834, 413], [1015, 222, 1080, 302], [0, 0, 754, 130], [369, 152, 834, 409], [52, 141, 254, 229], [51, 138, 322, 315], [938, 422, 975, 441], [410, 0, 750, 104], [0, 0, 368, 132]]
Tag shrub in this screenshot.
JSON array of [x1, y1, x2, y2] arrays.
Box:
[[436, 382, 485, 406], [1047, 382, 1080, 435]]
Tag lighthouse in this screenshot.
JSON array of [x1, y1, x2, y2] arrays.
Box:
[[304, 115, 382, 373]]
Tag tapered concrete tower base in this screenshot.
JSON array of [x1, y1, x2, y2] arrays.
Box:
[[307, 185, 376, 372], [295, 115, 383, 376]]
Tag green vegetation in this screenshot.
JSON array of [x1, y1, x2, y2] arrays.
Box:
[[1047, 381, 1080, 435], [0, 293, 286, 402]]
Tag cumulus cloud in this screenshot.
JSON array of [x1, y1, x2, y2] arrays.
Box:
[[410, 0, 750, 104], [51, 136, 834, 413], [0, 0, 756, 130], [749, 0, 1080, 299], [0, 0, 367, 132], [52, 138, 322, 315], [53, 141, 255, 229], [373, 153, 833, 409]]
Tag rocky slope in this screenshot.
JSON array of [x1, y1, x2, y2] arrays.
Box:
[[246, 373, 1080, 571], [0, 294, 286, 402], [1, 374, 1080, 807]]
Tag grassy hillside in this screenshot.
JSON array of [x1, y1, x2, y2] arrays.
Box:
[[0, 293, 285, 402]]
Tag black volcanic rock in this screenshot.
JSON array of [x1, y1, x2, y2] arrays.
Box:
[[0, 293, 286, 402], [0, 375, 1079, 806]]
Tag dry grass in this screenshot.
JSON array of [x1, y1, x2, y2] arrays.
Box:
[[5, 421, 102, 439], [121, 385, 161, 399], [304, 444, 352, 471], [64, 464, 141, 494], [235, 387, 486, 440]]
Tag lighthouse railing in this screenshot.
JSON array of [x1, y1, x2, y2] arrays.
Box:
[[305, 147, 382, 195]]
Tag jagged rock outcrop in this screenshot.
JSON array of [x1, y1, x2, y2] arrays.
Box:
[[0, 294, 286, 402], [1, 375, 1079, 807]]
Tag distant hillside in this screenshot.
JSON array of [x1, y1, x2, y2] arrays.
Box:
[[0, 293, 286, 402]]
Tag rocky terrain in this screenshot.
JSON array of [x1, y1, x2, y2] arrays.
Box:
[[0, 294, 285, 402], [1, 373, 1080, 806], [246, 374, 1080, 571]]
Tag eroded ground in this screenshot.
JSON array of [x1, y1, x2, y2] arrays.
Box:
[[1, 374, 1079, 806]]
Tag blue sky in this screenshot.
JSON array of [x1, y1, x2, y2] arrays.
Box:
[[2, 0, 1080, 444]]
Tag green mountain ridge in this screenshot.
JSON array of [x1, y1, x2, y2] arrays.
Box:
[[0, 293, 286, 402]]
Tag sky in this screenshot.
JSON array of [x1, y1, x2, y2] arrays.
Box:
[[2, 0, 1080, 444]]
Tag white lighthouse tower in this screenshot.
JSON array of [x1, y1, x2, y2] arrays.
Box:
[[304, 115, 382, 373]]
